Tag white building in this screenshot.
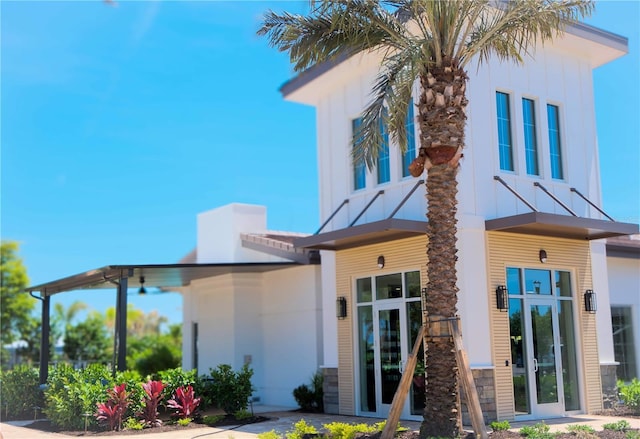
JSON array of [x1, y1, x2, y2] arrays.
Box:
[[180, 18, 639, 423]]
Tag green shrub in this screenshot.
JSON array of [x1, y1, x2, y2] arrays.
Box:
[[208, 364, 254, 414], [177, 417, 192, 426], [323, 421, 381, 439], [234, 409, 253, 420], [286, 419, 318, 439], [293, 371, 324, 412], [43, 363, 112, 431], [490, 420, 511, 431], [123, 417, 144, 430], [566, 425, 596, 434], [157, 367, 198, 407], [519, 422, 555, 439], [625, 430, 640, 439], [258, 430, 281, 439], [114, 369, 143, 419], [618, 378, 640, 414], [0, 365, 43, 420], [203, 414, 225, 426], [603, 420, 630, 431]]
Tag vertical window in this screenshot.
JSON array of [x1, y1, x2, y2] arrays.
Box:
[[402, 99, 416, 178], [611, 306, 637, 381], [496, 92, 514, 171], [547, 104, 564, 179], [377, 119, 390, 184], [352, 118, 366, 190], [522, 98, 539, 175]]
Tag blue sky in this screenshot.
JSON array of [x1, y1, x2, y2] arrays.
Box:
[[2, 1, 638, 326]]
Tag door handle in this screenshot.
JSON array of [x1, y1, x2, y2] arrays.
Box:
[[533, 358, 538, 373], [399, 360, 404, 373]]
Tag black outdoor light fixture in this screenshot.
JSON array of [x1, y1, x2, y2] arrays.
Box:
[[138, 276, 147, 295], [336, 296, 347, 319], [584, 289, 597, 313], [496, 285, 509, 311], [377, 255, 385, 269], [539, 249, 548, 263]]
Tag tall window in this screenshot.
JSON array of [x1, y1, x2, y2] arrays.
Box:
[[611, 306, 637, 381], [377, 118, 390, 184], [352, 118, 366, 190], [547, 104, 564, 179], [496, 92, 514, 171], [522, 98, 539, 175], [402, 99, 416, 178]]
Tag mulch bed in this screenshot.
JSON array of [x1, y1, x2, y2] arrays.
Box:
[[22, 413, 269, 436]]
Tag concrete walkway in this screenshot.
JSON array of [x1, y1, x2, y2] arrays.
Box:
[[1, 406, 638, 439]]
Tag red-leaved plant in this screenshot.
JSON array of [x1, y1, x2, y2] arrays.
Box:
[[167, 385, 201, 419], [140, 380, 165, 427], [95, 383, 129, 431]]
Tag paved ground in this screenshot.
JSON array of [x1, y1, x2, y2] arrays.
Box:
[[1, 406, 639, 439]]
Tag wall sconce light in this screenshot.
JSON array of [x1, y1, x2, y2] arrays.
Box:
[[496, 285, 509, 311], [377, 255, 385, 269], [539, 249, 548, 263], [584, 290, 597, 313], [138, 276, 147, 295], [336, 297, 347, 319]]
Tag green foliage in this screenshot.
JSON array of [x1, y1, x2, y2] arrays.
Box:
[[114, 369, 144, 419], [177, 417, 192, 426], [286, 419, 318, 439], [63, 311, 111, 363], [565, 424, 597, 439], [0, 241, 35, 368], [43, 363, 113, 430], [618, 378, 640, 413], [566, 425, 596, 434], [0, 365, 43, 419], [490, 420, 511, 432], [323, 421, 382, 439], [258, 430, 282, 439], [157, 367, 198, 406], [208, 364, 254, 414], [131, 341, 180, 377], [293, 370, 324, 412], [625, 430, 640, 439], [203, 414, 225, 426], [602, 420, 631, 431], [234, 409, 253, 420], [519, 422, 555, 439], [123, 417, 145, 430]]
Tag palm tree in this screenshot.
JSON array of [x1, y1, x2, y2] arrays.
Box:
[[259, 1, 592, 436]]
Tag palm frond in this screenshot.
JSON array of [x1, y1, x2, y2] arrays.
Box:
[[463, 0, 593, 68]]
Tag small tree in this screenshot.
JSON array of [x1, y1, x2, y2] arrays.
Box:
[[208, 364, 254, 414]]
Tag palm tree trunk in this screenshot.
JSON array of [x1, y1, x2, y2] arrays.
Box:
[[418, 60, 467, 439]]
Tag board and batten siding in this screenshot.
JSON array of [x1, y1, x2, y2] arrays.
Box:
[[487, 232, 601, 420], [335, 236, 428, 415]]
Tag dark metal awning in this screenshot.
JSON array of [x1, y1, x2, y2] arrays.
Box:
[[485, 212, 639, 240], [26, 262, 299, 296], [294, 218, 426, 250]]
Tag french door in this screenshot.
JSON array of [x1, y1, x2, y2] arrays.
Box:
[[508, 268, 581, 419], [356, 271, 424, 420]]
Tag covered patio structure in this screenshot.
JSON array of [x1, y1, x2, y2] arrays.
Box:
[[26, 261, 299, 384]]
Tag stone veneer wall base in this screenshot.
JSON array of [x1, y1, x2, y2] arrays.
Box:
[[460, 368, 497, 425], [600, 364, 618, 410], [323, 367, 339, 414]]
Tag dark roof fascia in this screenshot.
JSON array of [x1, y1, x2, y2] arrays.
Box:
[[293, 218, 426, 250], [26, 262, 300, 297], [606, 244, 640, 259], [241, 239, 320, 265], [280, 22, 627, 99], [485, 212, 639, 241]]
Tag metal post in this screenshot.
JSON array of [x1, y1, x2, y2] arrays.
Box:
[[116, 275, 128, 371], [39, 294, 50, 384]]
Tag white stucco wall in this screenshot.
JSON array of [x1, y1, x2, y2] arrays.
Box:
[[182, 265, 322, 408], [591, 241, 616, 364]]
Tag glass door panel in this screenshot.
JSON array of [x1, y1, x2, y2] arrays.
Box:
[[406, 301, 425, 415], [510, 298, 530, 414], [379, 308, 402, 404], [530, 304, 558, 404], [358, 305, 376, 412]]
